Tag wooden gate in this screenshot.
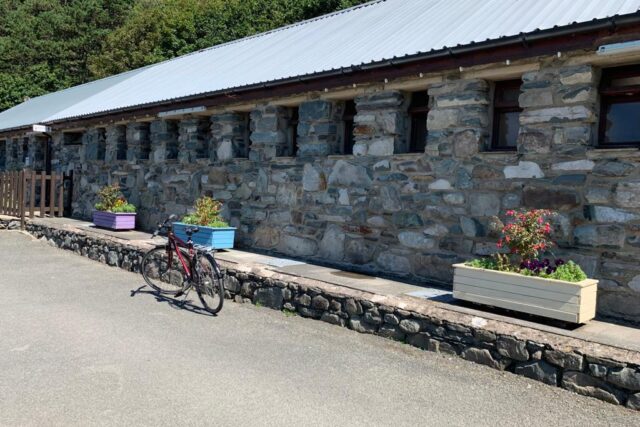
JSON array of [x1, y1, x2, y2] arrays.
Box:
[[0, 170, 67, 228]]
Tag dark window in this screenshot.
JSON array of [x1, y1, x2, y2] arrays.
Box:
[[286, 107, 299, 156], [342, 100, 357, 154], [63, 132, 83, 146], [408, 91, 428, 153], [599, 65, 640, 147], [491, 79, 522, 150], [114, 126, 127, 161], [22, 138, 28, 163], [238, 113, 250, 158], [165, 120, 179, 160]]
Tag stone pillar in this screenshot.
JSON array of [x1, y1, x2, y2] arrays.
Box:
[[210, 112, 249, 160], [105, 125, 127, 162], [50, 133, 63, 172], [297, 100, 341, 157], [352, 91, 406, 157], [29, 135, 47, 171], [5, 138, 20, 170], [177, 117, 209, 163], [426, 79, 490, 158], [82, 128, 105, 161], [518, 64, 598, 156], [126, 122, 151, 162], [249, 105, 288, 161], [150, 120, 179, 162]]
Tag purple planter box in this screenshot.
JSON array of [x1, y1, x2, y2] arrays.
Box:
[[93, 211, 136, 230]]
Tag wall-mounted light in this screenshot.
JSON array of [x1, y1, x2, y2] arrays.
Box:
[[597, 40, 640, 56]]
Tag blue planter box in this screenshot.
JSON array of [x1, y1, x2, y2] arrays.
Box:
[[173, 222, 236, 249]]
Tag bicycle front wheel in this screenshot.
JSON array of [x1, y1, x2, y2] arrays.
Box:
[[141, 246, 191, 295], [195, 253, 225, 314]]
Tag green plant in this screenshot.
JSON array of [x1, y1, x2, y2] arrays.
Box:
[[182, 196, 229, 228], [466, 209, 588, 283], [94, 184, 136, 213]]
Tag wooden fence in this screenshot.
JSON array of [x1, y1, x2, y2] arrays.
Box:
[[0, 170, 66, 228]]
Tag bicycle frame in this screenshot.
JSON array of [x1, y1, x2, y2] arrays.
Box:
[[165, 229, 196, 281]]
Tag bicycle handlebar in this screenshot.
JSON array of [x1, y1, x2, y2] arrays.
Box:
[[152, 214, 179, 238]]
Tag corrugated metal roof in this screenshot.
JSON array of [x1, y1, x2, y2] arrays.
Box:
[[2, 0, 640, 132]]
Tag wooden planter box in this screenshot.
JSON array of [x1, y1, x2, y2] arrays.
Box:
[[93, 211, 136, 230], [173, 222, 236, 249], [452, 263, 598, 323]]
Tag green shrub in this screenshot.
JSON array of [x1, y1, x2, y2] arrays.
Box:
[[182, 196, 229, 228], [94, 184, 136, 213]]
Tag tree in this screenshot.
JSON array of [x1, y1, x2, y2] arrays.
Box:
[[0, 0, 368, 112]]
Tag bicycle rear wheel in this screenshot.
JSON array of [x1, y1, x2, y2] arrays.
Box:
[[195, 253, 225, 314], [141, 246, 191, 295]]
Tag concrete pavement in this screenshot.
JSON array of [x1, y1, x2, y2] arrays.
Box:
[[0, 231, 638, 426]]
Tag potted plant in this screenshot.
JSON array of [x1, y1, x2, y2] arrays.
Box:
[[453, 209, 597, 323], [93, 184, 137, 230], [173, 196, 236, 249]]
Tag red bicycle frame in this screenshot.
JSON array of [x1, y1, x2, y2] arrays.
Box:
[[166, 228, 195, 280]]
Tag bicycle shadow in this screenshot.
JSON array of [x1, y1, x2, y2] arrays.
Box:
[[130, 285, 217, 317]]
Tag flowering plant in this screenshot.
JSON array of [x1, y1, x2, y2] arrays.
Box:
[[497, 209, 554, 262], [467, 209, 587, 283], [94, 184, 136, 213]]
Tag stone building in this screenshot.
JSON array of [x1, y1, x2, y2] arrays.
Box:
[[1, 0, 640, 323]]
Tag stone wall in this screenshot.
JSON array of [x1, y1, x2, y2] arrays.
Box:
[[5, 56, 640, 324], [5, 218, 638, 411]]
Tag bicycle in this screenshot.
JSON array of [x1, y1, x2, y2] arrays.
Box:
[[140, 214, 225, 314]]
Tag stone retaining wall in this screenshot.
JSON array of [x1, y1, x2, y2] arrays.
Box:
[[3, 218, 639, 411]]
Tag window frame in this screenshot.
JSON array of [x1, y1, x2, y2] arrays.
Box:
[[408, 91, 429, 153], [598, 65, 640, 148], [490, 79, 522, 151]]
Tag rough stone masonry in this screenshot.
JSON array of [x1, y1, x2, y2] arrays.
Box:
[[3, 55, 640, 324]]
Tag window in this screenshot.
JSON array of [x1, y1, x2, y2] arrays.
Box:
[[491, 79, 522, 150], [285, 107, 299, 156], [599, 65, 640, 147], [408, 91, 428, 152], [238, 113, 251, 158], [342, 100, 357, 154], [114, 126, 127, 161], [165, 120, 179, 160], [22, 138, 29, 163], [63, 132, 83, 146]]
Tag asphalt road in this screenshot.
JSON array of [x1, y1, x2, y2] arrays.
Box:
[[0, 231, 638, 426]]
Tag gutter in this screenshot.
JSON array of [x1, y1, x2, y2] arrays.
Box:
[[1, 12, 640, 136]]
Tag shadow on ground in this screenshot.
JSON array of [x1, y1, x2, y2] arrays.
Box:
[[130, 285, 215, 317]]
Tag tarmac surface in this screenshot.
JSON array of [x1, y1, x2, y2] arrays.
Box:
[[1, 231, 638, 426]]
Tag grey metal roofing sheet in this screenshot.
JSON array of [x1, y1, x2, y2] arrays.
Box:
[[2, 0, 640, 132]]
